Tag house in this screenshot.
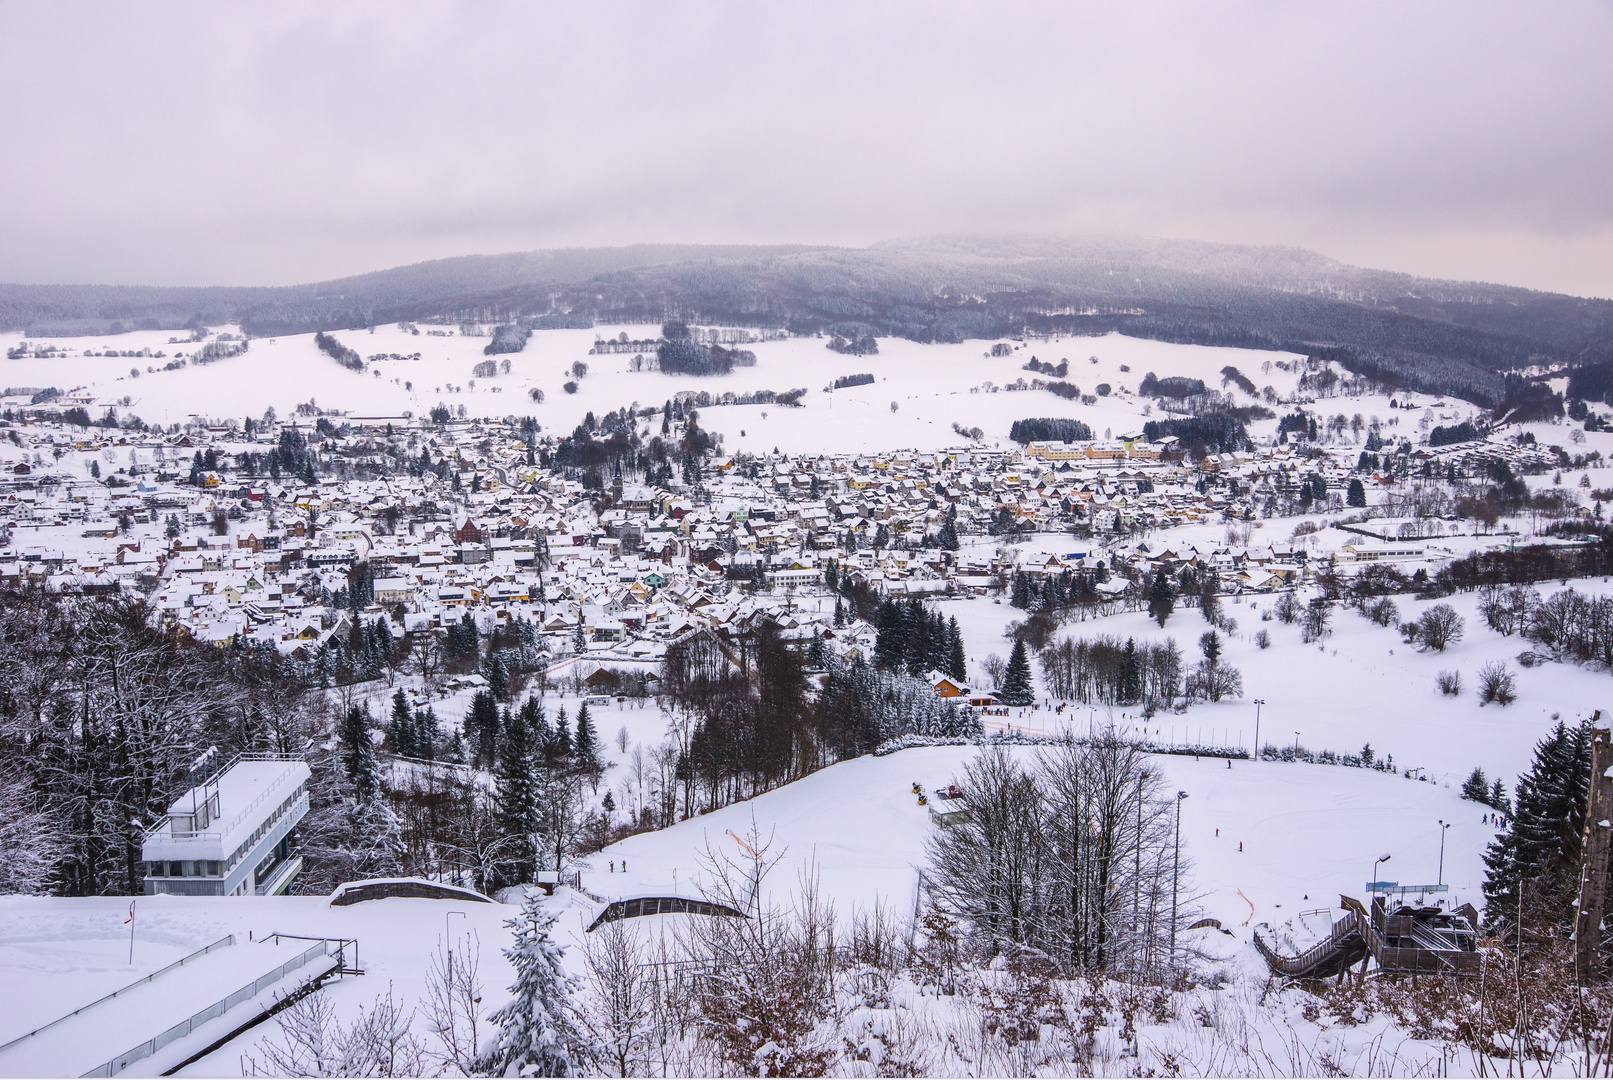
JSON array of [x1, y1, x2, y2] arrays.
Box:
[[142, 753, 311, 897]]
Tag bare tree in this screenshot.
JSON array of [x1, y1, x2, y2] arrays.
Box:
[[422, 934, 486, 1075], [578, 919, 656, 1077]]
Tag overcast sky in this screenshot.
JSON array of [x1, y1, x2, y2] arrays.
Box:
[[1, 1, 1610, 296]]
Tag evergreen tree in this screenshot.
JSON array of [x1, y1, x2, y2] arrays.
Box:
[[1147, 569, 1176, 628], [552, 706, 573, 760], [601, 790, 615, 815], [574, 703, 601, 777], [946, 616, 968, 683], [937, 518, 959, 551], [339, 705, 380, 803], [1010, 571, 1031, 609], [872, 599, 905, 670], [1482, 721, 1592, 931], [1490, 778, 1510, 814], [1460, 767, 1490, 803], [1120, 637, 1143, 704], [388, 690, 415, 758], [444, 729, 467, 764], [833, 597, 845, 628], [1199, 569, 1221, 625], [495, 696, 540, 885], [522, 695, 552, 749], [467, 690, 501, 767], [1346, 477, 1368, 507], [485, 653, 509, 701], [573, 621, 587, 654], [479, 897, 585, 1077], [999, 639, 1034, 706], [414, 705, 440, 760]]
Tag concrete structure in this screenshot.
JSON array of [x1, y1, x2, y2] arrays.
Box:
[[142, 753, 311, 897]]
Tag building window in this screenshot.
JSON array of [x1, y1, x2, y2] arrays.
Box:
[[169, 861, 183, 877]]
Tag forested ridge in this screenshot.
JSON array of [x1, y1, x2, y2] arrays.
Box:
[[5, 236, 1613, 407]]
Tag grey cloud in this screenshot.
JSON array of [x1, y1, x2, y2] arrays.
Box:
[[0, 0, 1608, 295]]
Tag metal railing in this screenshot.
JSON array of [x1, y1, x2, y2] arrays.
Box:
[[83, 937, 341, 1078], [0, 936, 235, 1059], [142, 753, 306, 843], [255, 855, 304, 896]]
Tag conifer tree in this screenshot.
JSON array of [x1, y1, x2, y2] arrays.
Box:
[[1147, 569, 1176, 628], [1482, 720, 1592, 931], [1010, 571, 1031, 609], [339, 705, 380, 803], [485, 653, 509, 701], [414, 705, 440, 761], [553, 706, 573, 760], [1199, 569, 1220, 625], [522, 695, 552, 749], [444, 728, 467, 764], [467, 690, 501, 767], [495, 697, 539, 884], [946, 616, 968, 682], [833, 597, 845, 628], [574, 703, 601, 778], [1120, 637, 1143, 704], [872, 599, 904, 670], [1461, 767, 1490, 803], [479, 897, 585, 1077], [999, 639, 1034, 706], [388, 690, 415, 758], [1490, 778, 1510, 814]]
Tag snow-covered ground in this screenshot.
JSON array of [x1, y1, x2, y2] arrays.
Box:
[[0, 892, 515, 1077], [579, 744, 1491, 947], [4, 324, 1313, 453]]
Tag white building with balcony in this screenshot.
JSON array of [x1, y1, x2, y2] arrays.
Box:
[[142, 753, 311, 897]]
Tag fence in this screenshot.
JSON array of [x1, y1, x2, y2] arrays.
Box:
[[83, 938, 342, 1078], [0, 935, 236, 1059]]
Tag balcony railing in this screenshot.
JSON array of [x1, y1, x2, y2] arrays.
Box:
[[143, 753, 305, 842]]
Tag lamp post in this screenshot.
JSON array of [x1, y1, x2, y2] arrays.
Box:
[[1294, 731, 1301, 757], [446, 909, 466, 969], [1437, 821, 1451, 887], [1252, 699, 1265, 761], [1171, 791, 1188, 964], [1372, 853, 1392, 928]]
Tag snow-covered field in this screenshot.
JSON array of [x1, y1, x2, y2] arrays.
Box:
[[2, 324, 1315, 453]]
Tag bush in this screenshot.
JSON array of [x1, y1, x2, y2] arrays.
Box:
[[1254, 629, 1270, 650], [1436, 670, 1462, 696], [528, 388, 545, 403], [563, 381, 578, 394], [1476, 662, 1516, 706]]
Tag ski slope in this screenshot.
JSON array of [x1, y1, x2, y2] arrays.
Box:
[[573, 743, 1493, 956]]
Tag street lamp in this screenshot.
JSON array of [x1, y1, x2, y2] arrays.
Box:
[[1171, 791, 1189, 963], [1252, 699, 1266, 761], [1371, 853, 1392, 926], [1294, 731, 1301, 756], [1437, 821, 1452, 887]]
